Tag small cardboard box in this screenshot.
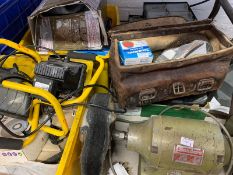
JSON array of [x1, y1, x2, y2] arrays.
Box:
[[28, 0, 108, 51], [118, 40, 153, 65]]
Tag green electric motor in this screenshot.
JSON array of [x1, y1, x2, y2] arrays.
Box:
[[127, 116, 231, 175]]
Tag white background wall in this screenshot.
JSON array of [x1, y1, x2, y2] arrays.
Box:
[[108, 0, 233, 38]]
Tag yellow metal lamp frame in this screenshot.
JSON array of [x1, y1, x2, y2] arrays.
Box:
[[0, 39, 109, 147]]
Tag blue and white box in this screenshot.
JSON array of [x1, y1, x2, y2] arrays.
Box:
[[118, 40, 154, 65]]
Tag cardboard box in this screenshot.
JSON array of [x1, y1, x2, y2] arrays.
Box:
[[28, 0, 108, 51], [118, 40, 153, 65]]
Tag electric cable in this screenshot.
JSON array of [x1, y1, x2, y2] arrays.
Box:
[[0, 51, 16, 67], [159, 104, 233, 175], [0, 76, 32, 84], [0, 50, 37, 67], [26, 45, 62, 60], [84, 84, 116, 99], [48, 125, 69, 145], [13, 51, 37, 62], [0, 53, 34, 81], [60, 84, 117, 103], [62, 102, 126, 114], [11, 63, 32, 81], [190, 0, 211, 7], [196, 110, 233, 175], [108, 148, 117, 175], [16, 69, 32, 81], [0, 113, 53, 139], [115, 118, 145, 124], [59, 87, 83, 103], [0, 51, 37, 63]]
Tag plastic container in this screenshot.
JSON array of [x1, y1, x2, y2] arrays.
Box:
[[0, 0, 42, 54]]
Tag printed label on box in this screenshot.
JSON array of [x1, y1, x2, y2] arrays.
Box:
[[180, 137, 194, 147], [0, 150, 28, 163], [118, 40, 154, 65], [173, 145, 204, 166]]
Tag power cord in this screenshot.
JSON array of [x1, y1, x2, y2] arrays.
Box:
[[0, 76, 32, 84], [116, 118, 145, 124], [11, 63, 32, 81], [26, 45, 62, 60], [0, 50, 37, 67], [63, 102, 126, 114], [108, 148, 117, 175], [84, 84, 116, 99], [60, 84, 117, 103], [48, 125, 69, 145], [60, 84, 124, 114], [0, 112, 53, 139], [0, 45, 61, 66]]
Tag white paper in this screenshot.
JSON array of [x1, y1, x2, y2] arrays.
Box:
[[163, 50, 176, 60], [207, 97, 230, 114], [209, 97, 221, 109], [0, 161, 57, 175]]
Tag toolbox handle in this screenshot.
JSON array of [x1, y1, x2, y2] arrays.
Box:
[[67, 52, 97, 61], [0, 137, 23, 150]]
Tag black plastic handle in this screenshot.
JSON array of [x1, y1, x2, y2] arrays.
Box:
[[67, 52, 97, 61], [0, 137, 23, 150]]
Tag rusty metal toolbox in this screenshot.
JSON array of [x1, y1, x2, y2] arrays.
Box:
[[109, 17, 233, 107]]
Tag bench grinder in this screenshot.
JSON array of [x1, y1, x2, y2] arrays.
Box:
[[115, 116, 232, 175]]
